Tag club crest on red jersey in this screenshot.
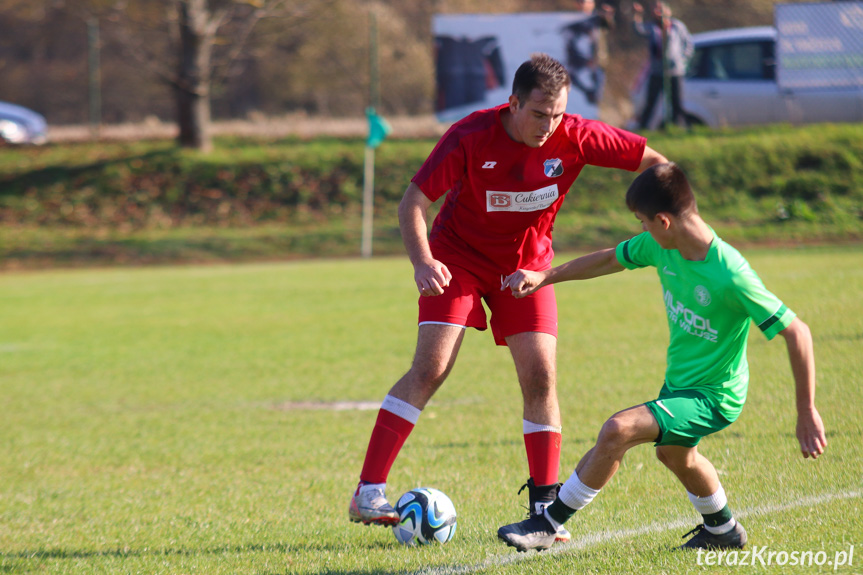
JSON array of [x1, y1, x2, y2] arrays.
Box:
[[543, 158, 564, 178]]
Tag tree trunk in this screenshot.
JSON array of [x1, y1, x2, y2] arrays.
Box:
[[176, 0, 214, 152]]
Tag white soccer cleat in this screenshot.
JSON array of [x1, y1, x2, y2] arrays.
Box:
[[349, 483, 399, 526], [554, 523, 572, 542]]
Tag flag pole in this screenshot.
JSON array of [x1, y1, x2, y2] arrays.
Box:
[[361, 144, 375, 258], [361, 10, 380, 259]]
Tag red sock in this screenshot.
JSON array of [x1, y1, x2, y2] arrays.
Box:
[[523, 431, 562, 486], [359, 409, 415, 484]]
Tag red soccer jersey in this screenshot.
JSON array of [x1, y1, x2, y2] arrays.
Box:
[[412, 104, 646, 275]]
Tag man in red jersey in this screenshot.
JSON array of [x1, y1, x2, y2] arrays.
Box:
[[349, 54, 668, 540]]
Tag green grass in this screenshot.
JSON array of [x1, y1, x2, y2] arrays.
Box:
[[1, 245, 861, 574]]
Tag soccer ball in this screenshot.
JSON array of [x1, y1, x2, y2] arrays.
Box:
[[392, 487, 457, 546]]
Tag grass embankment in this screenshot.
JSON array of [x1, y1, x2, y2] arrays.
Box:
[[1, 123, 862, 268]]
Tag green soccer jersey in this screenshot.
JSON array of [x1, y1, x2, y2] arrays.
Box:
[[615, 228, 796, 420]]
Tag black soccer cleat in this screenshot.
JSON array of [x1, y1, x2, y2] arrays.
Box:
[[680, 522, 748, 550], [519, 478, 571, 542], [497, 513, 559, 552]]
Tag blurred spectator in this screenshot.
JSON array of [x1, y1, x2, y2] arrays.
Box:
[[562, 0, 615, 106], [633, 1, 693, 129]]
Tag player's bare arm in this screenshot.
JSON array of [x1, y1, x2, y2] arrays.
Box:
[[638, 145, 668, 172], [503, 247, 624, 298], [779, 317, 827, 459], [398, 182, 452, 296]]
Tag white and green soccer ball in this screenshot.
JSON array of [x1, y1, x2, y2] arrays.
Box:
[[392, 487, 457, 546]]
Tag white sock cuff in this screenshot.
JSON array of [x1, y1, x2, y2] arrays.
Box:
[[705, 517, 737, 535], [381, 395, 421, 425], [687, 484, 728, 515], [523, 419, 562, 434], [558, 472, 600, 511]]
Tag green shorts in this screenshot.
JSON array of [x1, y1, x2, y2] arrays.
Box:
[[645, 384, 736, 448]]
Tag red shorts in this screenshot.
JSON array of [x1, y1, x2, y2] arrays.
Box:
[[417, 263, 558, 346]]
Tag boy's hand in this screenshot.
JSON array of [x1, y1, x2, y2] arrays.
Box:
[[502, 269, 547, 298], [796, 406, 827, 459]]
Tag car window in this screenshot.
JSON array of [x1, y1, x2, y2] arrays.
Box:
[[688, 41, 774, 81]]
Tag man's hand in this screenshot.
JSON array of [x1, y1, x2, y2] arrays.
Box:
[[502, 269, 549, 299], [796, 406, 827, 459], [414, 259, 452, 296]]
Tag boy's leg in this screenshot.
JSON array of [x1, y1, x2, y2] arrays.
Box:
[[574, 405, 660, 489], [350, 324, 465, 526], [643, 389, 746, 548], [656, 446, 747, 548], [545, 405, 659, 525], [498, 404, 659, 551], [655, 445, 719, 497]]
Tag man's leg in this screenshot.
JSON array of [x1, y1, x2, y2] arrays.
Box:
[[350, 324, 466, 526], [498, 404, 659, 551], [639, 74, 663, 129], [656, 445, 747, 548], [506, 332, 560, 489], [669, 76, 687, 127]]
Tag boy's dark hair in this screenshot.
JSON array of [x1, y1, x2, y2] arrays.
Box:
[[512, 53, 571, 104], [626, 162, 697, 218]]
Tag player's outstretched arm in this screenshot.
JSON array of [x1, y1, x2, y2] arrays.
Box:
[[779, 317, 827, 459], [638, 146, 669, 172], [503, 247, 624, 298], [399, 182, 452, 297]]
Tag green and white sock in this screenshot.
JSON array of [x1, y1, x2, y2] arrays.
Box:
[[688, 484, 736, 535], [545, 472, 600, 529]]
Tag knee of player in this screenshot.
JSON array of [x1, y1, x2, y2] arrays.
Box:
[[597, 414, 636, 449], [408, 361, 453, 388], [518, 369, 557, 395]]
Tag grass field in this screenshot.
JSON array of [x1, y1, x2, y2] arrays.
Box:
[[1, 245, 861, 574]]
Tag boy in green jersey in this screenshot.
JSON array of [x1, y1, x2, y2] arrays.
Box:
[[497, 163, 826, 552]]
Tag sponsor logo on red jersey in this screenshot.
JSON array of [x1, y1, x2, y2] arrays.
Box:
[[486, 184, 560, 212]]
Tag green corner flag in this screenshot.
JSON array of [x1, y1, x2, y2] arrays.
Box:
[[366, 107, 391, 149]]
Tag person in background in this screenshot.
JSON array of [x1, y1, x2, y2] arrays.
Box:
[[563, 0, 616, 106], [633, 1, 693, 129]]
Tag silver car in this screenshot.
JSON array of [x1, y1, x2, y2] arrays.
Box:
[[634, 26, 863, 128], [0, 101, 48, 145]]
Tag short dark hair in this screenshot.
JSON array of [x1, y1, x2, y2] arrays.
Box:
[[625, 162, 697, 218], [512, 53, 571, 104]]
